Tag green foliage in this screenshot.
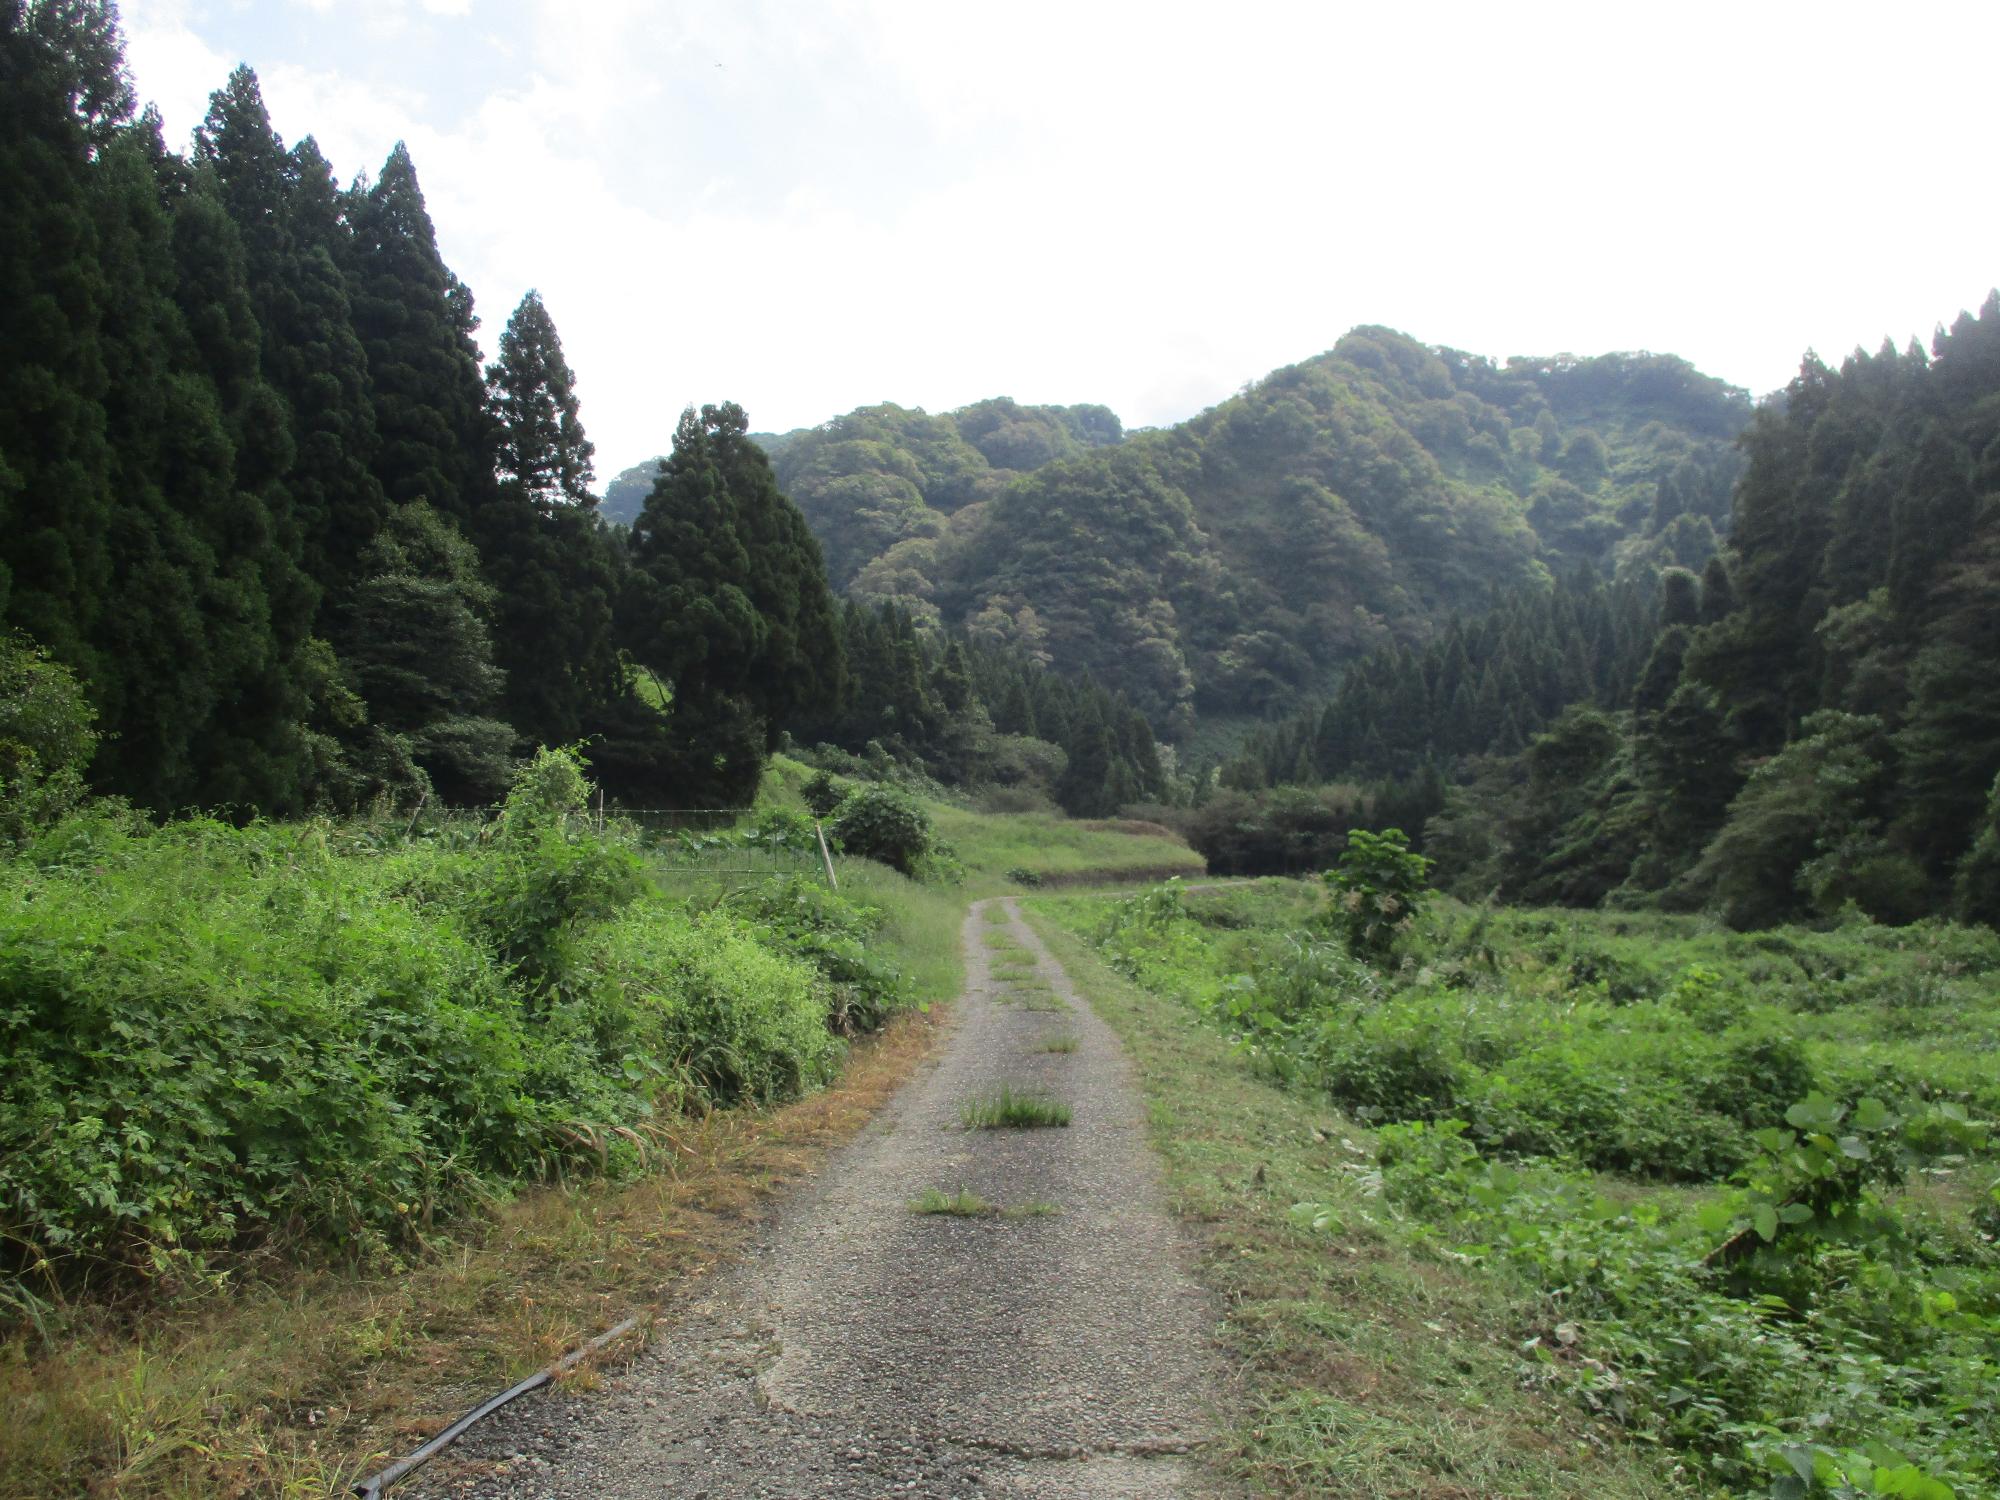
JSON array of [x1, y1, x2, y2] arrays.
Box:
[[0, 633, 98, 844], [1323, 828, 1433, 959], [830, 783, 934, 876], [1068, 885, 2000, 1495], [723, 876, 910, 1035], [450, 749, 644, 1002], [620, 402, 841, 805], [583, 905, 837, 1107], [0, 748, 923, 1301], [757, 337, 1745, 727], [1218, 295, 2000, 931], [800, 767, 845, 818]]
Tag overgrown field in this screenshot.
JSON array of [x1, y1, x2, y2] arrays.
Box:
[[1044, 881, 2000, 1499]]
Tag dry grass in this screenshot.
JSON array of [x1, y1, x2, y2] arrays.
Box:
[[0, 1009, 947, 1500]]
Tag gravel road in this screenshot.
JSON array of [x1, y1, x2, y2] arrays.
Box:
[[410, 897, 1231, 1499]]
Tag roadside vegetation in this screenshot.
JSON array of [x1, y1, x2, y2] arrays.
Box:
[[1035, 876, 1999, 1499], [0, 735, 1196, 1499]]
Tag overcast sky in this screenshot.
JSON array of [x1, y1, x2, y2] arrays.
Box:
[[122, 0, 1999, 479]]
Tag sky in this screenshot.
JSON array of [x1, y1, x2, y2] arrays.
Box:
[[121, 0, 2000, 480]]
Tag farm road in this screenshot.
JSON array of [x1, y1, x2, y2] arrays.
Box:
[[417, 897, 1229, 1499]]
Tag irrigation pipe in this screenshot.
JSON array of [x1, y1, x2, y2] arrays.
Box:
[[350, 1313, 643, 1498]]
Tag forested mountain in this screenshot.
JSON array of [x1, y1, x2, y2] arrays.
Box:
[[1219, 295, 2000, 929], [669, 336, 1747, 733], [600, 396, 1125, 544]]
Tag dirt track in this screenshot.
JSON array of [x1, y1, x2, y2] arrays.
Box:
[[414, 896, 1228, 1499]]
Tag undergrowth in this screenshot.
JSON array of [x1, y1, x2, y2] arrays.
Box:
[[0, 750, 920, 1314], [1051, 880, 2000, 1498]]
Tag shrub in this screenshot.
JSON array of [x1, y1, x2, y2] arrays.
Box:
[[588, 907, 837, 1106], [0, 819, 646, 1282], [1322, 827, 1433, 960], [0, 756, 859, 1298], [725, 877, 910, 1034], [0, 633, 98, 846], [831, 784, 933, 875], [800, 768, 845, 819], [447, 749, 644, 1003]]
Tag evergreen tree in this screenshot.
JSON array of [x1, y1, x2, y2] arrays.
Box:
[[0, 0, 121, 677], [348, 142, 491, 528], [336, 501, 512, 804], [196, 68, 387, 596], [489, 290, 593, 505], [621, 402, 840, 803], [481, 290, 620, 746]]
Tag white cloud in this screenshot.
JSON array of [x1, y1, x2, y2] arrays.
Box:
[[116, 0, 2000, 475]]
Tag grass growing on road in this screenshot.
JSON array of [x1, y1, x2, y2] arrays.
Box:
[[960, 1087, 1072, 1130], [911, 1188, 990, 1216], [909, 1189, 1062, 1220], [1038, 1034, 1080, 1053]]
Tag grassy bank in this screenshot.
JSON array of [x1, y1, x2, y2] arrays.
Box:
[[1033, 882, 2000, 1498], [0, 749, 963, 1499]]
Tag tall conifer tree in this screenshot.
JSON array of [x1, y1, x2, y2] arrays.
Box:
[[349, 142, 491, 528], [621, 402, 840, 803], [482, 290, 621, 746]]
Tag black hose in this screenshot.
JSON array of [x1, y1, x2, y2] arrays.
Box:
[[351, 1314, 642, 1498]]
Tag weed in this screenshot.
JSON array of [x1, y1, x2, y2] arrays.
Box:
[[1037, 885, 2000, 1498], [960, 1087, 1072, 1129], [1026, 914, 1683, 1500], [907, 1190, 1060, 1220], [911, 1188, 989, 1216], [1002, 1201, 1060, 1219], [1039, 1034, 1081, 1053]]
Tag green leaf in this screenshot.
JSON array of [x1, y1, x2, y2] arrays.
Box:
[[1785, 1093, 1844, 1130], [1852, 1096, 1894, 1131], [1753, 1203, 1779, 1242]]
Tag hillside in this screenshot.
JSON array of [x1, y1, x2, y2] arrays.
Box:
[[614, 333, 1749, 734], [599, 397, 1125, 541]]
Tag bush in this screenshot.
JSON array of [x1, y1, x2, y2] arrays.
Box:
[[800, 768, 846, 819], [0, 752, 862, 1297], [1323, 827, 1433, 960], [588, 907, 837, 1105], [0, 633, 98, 846], [725, 877, 911, 1035], [831, 784, 934, 876], [0, 819, 640, 1281]]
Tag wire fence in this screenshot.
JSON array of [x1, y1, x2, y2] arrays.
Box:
[[610, 808, 827, 885], [404, 803, 831, 886]]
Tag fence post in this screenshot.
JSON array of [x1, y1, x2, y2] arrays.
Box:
[[814, 820, 839, 890]]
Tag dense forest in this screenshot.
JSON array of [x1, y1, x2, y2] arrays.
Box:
[[1218, 299, 2000, 929], [621, 338, 1748, 733], [0, 1, 1166, 820]]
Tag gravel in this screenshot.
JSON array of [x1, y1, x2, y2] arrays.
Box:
[[408, 898, 1231, 1499]]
